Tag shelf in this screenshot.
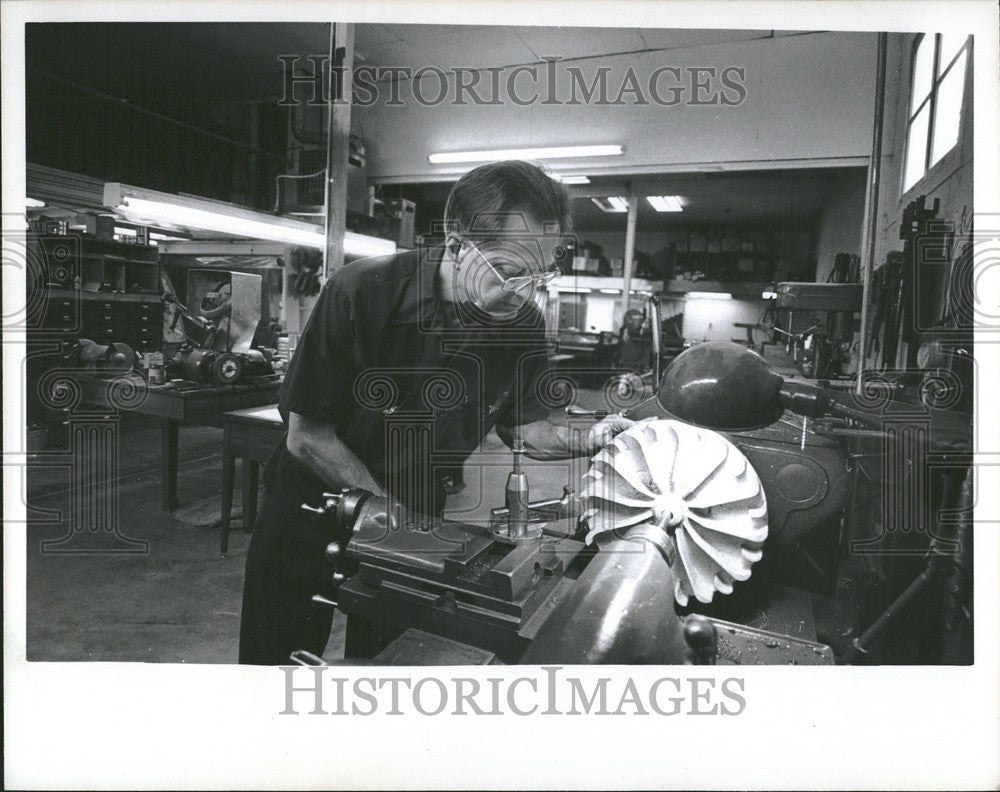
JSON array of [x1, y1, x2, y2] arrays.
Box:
[[662, 280, 770, 297], [553, 275, 663, 294], [46, 287, 162, 303]]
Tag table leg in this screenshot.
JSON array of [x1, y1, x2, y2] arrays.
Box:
[[161, 418, 179, 511], [242, 460, 259, 534], [220, 424, 235, 556]]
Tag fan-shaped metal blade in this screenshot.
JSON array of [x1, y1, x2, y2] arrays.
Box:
[[581, 419, 768, 605]]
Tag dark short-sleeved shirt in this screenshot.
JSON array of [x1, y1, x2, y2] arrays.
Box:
[[270, 244, 552, 518]]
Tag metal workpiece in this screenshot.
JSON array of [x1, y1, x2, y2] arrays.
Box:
[[520, 527, 689, 664], [580, 420, 768, 606], [487, 485, 580, 538]]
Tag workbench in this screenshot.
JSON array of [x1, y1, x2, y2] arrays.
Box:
[[219, 405, 285, 555], [71, 373, 282, 510]]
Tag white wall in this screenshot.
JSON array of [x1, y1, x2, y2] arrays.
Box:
[[681, 296, 767, 342], [812, 171, 867, 282], [358, 32, 877, 181]]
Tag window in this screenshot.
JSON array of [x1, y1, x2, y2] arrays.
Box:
[[902, 33, 971, 192]]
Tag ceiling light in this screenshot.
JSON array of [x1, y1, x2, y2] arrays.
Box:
[[103, 183, 395, 258], [686, 292, 733, 300], [149, 231, 190, 242], [429, 144, 623, 165], [591, 196, 630, 213], [26, 197, 47, 208], [559, 175, 591, 185], [646, 195, 684, 212]]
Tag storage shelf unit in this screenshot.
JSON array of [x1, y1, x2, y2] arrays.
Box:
[[34, 232, 163, 355]]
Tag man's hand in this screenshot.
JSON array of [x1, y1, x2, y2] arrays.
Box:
[[503, 412, 637, 460], [584, 413, 636, 455]]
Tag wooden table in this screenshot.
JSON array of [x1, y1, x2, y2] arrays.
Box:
[[72, 373, 282, 510], [219, 405, 285, 556]]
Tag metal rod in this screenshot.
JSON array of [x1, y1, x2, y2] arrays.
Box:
[[649, 295, 662, 382], [322, 22, 355, 278], [855, 32, 888, 395], [506, 434, 528, 538], [621, 188, 639, 315]]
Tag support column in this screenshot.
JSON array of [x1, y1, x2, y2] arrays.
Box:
[[621, 188, 639, 316], [323, 22, 355, 279]]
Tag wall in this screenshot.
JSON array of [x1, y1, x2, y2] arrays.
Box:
[[868, 33, 974, 367], [812, 170, 867, 281], [681, 296, 767, 342], [358, 32, 877, 182]]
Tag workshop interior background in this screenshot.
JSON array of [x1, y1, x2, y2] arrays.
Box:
[[21, 24, 974, 665]]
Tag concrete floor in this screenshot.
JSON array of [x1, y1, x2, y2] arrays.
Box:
[[25, 407, 591, 664]]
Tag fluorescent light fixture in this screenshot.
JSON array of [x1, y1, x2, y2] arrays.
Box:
[[560, 175, 591, 185], [686, 291, 733, 300], [103, 183, 396, 258], [591, 196, 629, 213], [599, 288, 622, 294], [557, 286, 593, 294], [429, 144, 623, 165], [646, 195, 684, 212], [26, 197, 47, 208], [761, 290, 778, 299]]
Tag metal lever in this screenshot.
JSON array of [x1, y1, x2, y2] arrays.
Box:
[[300, 490, 348, 516], [683, 615, 719, 665], [325, 541, 346, 584], [290, 649, 328, 666]]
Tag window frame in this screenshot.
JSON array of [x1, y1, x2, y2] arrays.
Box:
[[901, 32, 972, 195]]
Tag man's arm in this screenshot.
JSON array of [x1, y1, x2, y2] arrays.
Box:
[[496, 413, 635, 460], [286, 412, 386, 495]]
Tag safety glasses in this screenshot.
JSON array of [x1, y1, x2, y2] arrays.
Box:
[[468, 243, 563, 293]]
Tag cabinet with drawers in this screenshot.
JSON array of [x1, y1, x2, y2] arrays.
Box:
[[43, 290, 165, 353]]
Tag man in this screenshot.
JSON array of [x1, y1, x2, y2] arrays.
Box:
[[239, 160, 633, 665]]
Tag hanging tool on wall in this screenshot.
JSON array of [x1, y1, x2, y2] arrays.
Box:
[[899, 195, 953, 368], [875, 250, 905, 370], [869, 196, 951, 370], [289, 246, 324, 297]]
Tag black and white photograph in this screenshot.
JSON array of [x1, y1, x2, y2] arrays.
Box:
[[4, 1, 999, 789]]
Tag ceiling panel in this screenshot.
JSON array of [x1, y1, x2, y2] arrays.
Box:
[[512, 27, 649, 60], [635, 29, 774, 50], [359, 25, 539, 73]]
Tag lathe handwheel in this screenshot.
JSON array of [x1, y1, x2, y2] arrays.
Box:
[[212, 353, 243, 384]]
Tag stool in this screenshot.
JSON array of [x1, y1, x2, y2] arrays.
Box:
[[220, 405, 285, 556]]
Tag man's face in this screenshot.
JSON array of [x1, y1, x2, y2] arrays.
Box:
[[452, 211, 565, 321]]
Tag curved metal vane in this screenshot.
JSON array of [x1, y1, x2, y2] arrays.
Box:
[[580, 419, 768, 606]]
